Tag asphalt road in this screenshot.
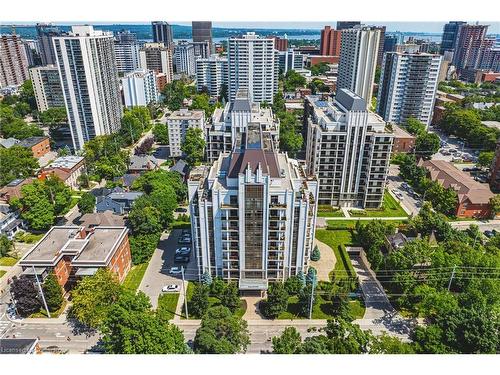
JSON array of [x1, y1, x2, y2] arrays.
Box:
[[139, 229, 198, 309], [387, 165, 420, 216]]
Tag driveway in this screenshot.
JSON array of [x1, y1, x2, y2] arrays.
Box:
[[349, 247, 415, 341], [139, 229, 198, 309], [311, 239, 336, 281], [387, 165, 419, 216]]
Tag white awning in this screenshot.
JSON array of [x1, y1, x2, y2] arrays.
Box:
[[74, 267, 99, 277], [22, 267, 47, 276], [239, 278, 268, 290]]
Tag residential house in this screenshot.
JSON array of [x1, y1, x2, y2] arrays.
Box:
[[169, 159, 189, 181], [0, 204, 24, 239], [0, 178, 35, 202], [95, 191, 144, 215], [0, 138, 19, 149], [128, 155, 160, 174], [18, 136, 50, 158], [418, 159, 495, 218], [391, 124, 416, 153], [39, 156, 85, 190]]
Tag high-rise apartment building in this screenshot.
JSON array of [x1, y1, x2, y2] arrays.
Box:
[[151, 21, 173, 48], [452, 24, 489, 74], [36, 23, 61, 66], [139, 43, 173, 83], [166, 109, 205, 157], [29, 65, 64, 112], [174, 41, 196, 76], [0, 34, 29, 88], [114, 30, 141, 74], [336, 21, 361, 30], [193, 41, 211, 60], [269, 35, 289, 52], [196, 54, 228, 97], [192, 21, 214, 54], [122, 69, 159, 108], [278, 49, 304, 74], [384, 35, 398, 53], [377, 52, 442, 127], [374, 26, 386, 67], [305, 89, 393, 208], [206, 89, 280, 162], [440, 21, 466, 55], [188, 123, 318, 288], [320, 26, 342, 56], [337, 26, 381, 106], [53, 26, 122, 150], [227, 32, 278, 104]]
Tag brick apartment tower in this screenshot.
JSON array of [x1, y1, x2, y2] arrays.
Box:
[[320, 26, 342, 56]]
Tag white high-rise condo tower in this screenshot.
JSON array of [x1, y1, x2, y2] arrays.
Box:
[[227, 32, 278, 104], [337, 26, 381, 107], [53, 26, 122, 150], [377, 52, 442, 127]]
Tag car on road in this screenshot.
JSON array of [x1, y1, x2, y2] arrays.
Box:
[[449, 148, 458, 154], [484, 230, 495, 238], [401, 182, 410, 190], [175, 207, 188, 213], [440, 149, 451, 156], [178, 235, 191, 244], [162, 284, 180, 293], [169, 266, 182, 274]]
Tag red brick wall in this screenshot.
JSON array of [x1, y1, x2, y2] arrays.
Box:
[[31, 138, 50, 158], [393, 137, 416, 153], [456, 202, 491, 218], [310, 56, 339, 66], [107, 235, 132, 283], [53, 256, 73, 288]]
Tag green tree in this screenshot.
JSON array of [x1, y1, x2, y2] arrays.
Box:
[[39, 107, 67, 127], [404, 117, 426, 136], [128, 204, 163, 235], [220, 282, 240, 313], [477, 151, 494, 168], [415, 132, 441, 159], [283, 70, 306, 91], [298, 284, 315, 317], [101, 290, 188, 354], [284, 274, 304, 295], [132, 170, 187, 204], [181, 127, 206, 166], [0, 235, 14, 258], [0, 146, 38, 187], [42, 272, 64, 312], [272, 327, 303, 354], [152, 123, 169, 144], [78, 192, 96, 214], [279, 127, 303, 157], [70, 269, 122, 328], [189, 283, 210, 318], [489, 195, 500, 218], [370, 333, 415, 354], [129, 233, 160, 264], [210, 277, 226, 300], [201, 271, 212, 286], [10, 276, 41, 317], [323, 318, 372, 353], [310, 245, 321, 261], [262, 283, 289, 319], [190, 93, 213, 118], [193, 306, 250, 353], [19, 181, 55, 230]]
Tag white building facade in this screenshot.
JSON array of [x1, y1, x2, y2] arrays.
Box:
[[166, 108, 205, 157], [114, 30, 141, 75], [227, 32, 279, 104], [278, 49, 305, 74], [174, 41, 196, 76], [337, 26, 381, 107], [139, 43, 173, 83], [29, 65, 65, 112], [188, 124, 318, 290], [376, 52, 442, 127], [53, 26, 122, 150], [196, 55, 228, 97], [122, 69, 159, 108], [206, 89, 279, 163], [305, 89, 393, 208]]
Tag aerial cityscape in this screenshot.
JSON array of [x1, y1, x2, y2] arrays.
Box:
[[1, 16, 500, 357]]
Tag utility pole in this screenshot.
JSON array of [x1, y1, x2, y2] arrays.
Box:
[[181, 266, 188, 319], [308, 280, 316, 319], [447, 265, 457, 292], [32, 266, 50, 318]]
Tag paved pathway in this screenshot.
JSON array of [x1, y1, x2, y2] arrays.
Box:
[[242, 296, 264, 320], [311, 239, 336, 281], [325, 216, 409, 221], [348, 248, 415, 341]]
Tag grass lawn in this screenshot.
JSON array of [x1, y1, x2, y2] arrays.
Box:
[[349, 191, 407, 218], [315, 229, 357, 278], [317, 205, 345, 218], [122, 263, 149, 291], [14, 231, 44, 244], [326, 219, 408, 230], [277, 295, 365, 320], [29, 301, 67, 318], [0, 270, 6, 279], [182, 281, 247, 319], [0, 257, 18, 266], [157, 293, 180, 321]]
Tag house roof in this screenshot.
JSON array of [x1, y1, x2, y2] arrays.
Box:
[[419, 159, 495, 205], [170, 159, 189, 176], [129, 155, 159, 171], [77, 211, 125, 228], [18, 136, 48, 149], [48, 156, 84, 170], [0, 137, 19, 149]]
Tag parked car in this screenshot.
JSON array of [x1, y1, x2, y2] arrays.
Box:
[[449, 149, 458, 154], [452, 157, 462, 162], [175, 207, 188, 213], [169, 266, 182, 274], [440, 149, 451, 156], [162, 284, 180, 293], [401, 182, 410, 190], [174, 255, 190, 263], [178, 235, 191, 244], [484, 230, 495, 238], [176, 247, 191, 255]]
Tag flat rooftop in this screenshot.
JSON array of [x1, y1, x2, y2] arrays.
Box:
[[49, 156, 84, 170], [20, 226, 128, 266]]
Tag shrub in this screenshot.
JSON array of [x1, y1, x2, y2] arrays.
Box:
[[311, 245, 321, 261]]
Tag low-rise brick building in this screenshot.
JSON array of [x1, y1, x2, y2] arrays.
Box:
[[19, 226, 131, 290], [18, 136, 50, 158], [38, 155, 85, 190], [391, 124, 416, 153], [419, 159, 494, 218]]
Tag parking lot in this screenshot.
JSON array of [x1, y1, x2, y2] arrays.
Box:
[[387, 165, 421, 216], [139, 229, 198, 308]]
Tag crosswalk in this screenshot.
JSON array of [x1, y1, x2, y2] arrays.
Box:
[[0, 319, 11, 337]]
